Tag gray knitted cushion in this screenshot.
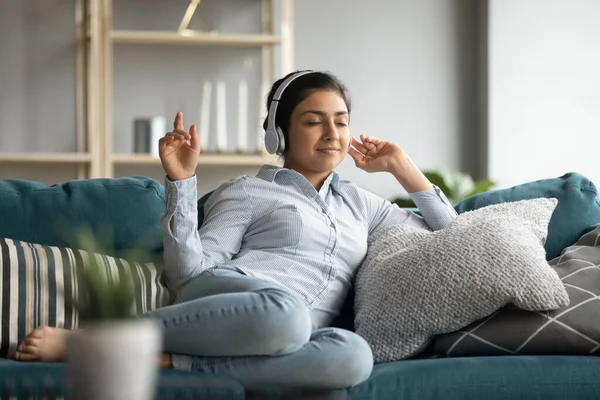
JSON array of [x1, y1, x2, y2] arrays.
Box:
[[354, 198, 569, 363]]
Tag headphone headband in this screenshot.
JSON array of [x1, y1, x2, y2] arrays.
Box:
[[265, 70, 315, 155]]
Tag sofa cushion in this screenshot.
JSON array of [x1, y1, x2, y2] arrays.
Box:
[[432, 225, 600, 357], [0, 359, 245, 399], [455, 172, 600, 260], [0, 238, 173, 358], [354, 198, 568, 363], [0, 177, 166, 261], [349, 356, 600, 400]]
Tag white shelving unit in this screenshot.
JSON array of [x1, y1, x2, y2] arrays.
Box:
[[0, 0, 292, 179]]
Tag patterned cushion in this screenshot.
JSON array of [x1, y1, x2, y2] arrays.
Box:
[[432, 226, 600, 356], [354, 198, 569, 363], [0, 238, 173, 357]]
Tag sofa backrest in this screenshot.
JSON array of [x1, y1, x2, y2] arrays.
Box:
[[0, 176, 165, 261]]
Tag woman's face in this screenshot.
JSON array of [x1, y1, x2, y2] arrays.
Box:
[[283, 90, 350, 176]]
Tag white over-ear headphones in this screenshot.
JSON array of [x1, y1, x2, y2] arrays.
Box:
[[264, 70, 314, 155]]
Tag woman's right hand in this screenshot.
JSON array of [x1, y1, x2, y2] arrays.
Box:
[[159, 112, 201, 181]]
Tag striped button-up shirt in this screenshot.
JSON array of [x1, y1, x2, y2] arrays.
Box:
[[161, 164, 457, 328]]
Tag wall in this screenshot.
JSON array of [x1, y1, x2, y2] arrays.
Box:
[[0, 0, 79, 182], [294, 0, 479, 200], [487, 0, 600, 189], [0, 0, 478, 201]]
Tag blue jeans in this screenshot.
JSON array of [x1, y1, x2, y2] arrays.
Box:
[[149, 268, 373, 390]]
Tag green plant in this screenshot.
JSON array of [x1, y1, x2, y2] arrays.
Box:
[[392, 170, 495, 208]]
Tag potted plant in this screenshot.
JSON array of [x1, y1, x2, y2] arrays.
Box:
[[65, 227, 162, 400], [392, 170, 495, 208]]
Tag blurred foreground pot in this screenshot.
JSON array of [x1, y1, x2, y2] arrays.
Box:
[[66, 318, 162, 400]]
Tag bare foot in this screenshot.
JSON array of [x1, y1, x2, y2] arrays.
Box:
[[9, 325, 174, 369], [159, 353, 172, 369], [9, 326, 68, 362]]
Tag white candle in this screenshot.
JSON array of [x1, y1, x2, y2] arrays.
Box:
[[257, 82, 269, 153], [199, 80, 211, 151], [150, 116, 166, 158], [216, 81, 227, 153], [237, 80, 248, 153]]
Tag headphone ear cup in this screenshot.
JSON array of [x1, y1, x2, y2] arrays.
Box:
[[264, 127, 279, 155], [276, 126, 286, 154]]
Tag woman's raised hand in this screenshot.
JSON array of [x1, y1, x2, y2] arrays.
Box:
[[348, 134, 405, 174], [159, 112, 201, 181]]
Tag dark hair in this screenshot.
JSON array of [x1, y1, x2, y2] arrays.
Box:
[[262, 70, 351, 153]]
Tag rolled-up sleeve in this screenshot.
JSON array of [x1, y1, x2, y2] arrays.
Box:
[[160, 175, 252, 293], [409, 185, 457, 231]]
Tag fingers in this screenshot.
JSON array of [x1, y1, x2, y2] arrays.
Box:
[[168, 129, 191, 141], [173, 112, 184, 131], [360, 135, 378, 153], [189, 124, 201, 153], [163, 116, 200, 157], [158, 133, 183, 156], [159, 127, 196, 157], [158, 136, 175, 154], [161, 130, 190, 149], [160, 136, 175, 144], [351, 136, 369, 154], [348, 147, 368, 168], [360, 134, 382, 145]]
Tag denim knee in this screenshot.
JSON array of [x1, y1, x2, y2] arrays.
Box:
[[325, 330, 374, 389], [257, 288, 312, 356]]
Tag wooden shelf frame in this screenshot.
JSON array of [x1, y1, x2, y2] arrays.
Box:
[[111, 153, 276, 166], [112, 30, 282, 46], [0, 153, 92, 164]]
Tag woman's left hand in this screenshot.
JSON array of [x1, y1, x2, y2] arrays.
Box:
[[348, 134, 434, 193], [348, 134, 405, 174]]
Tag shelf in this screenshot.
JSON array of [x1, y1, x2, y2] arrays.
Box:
[[0, 153, 92, 164], [111, 153, 276, 166], [111, 30, 281, 46]]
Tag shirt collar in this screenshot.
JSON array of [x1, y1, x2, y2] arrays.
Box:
[[257, 164, 341, 193]]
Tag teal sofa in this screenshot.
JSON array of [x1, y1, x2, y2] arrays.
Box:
[[1, 172, 600, 399]]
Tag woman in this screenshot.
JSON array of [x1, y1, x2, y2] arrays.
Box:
[[11, 70, 456, 390]]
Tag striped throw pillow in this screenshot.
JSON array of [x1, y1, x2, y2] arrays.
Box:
[[0, 238, 172, 357]]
